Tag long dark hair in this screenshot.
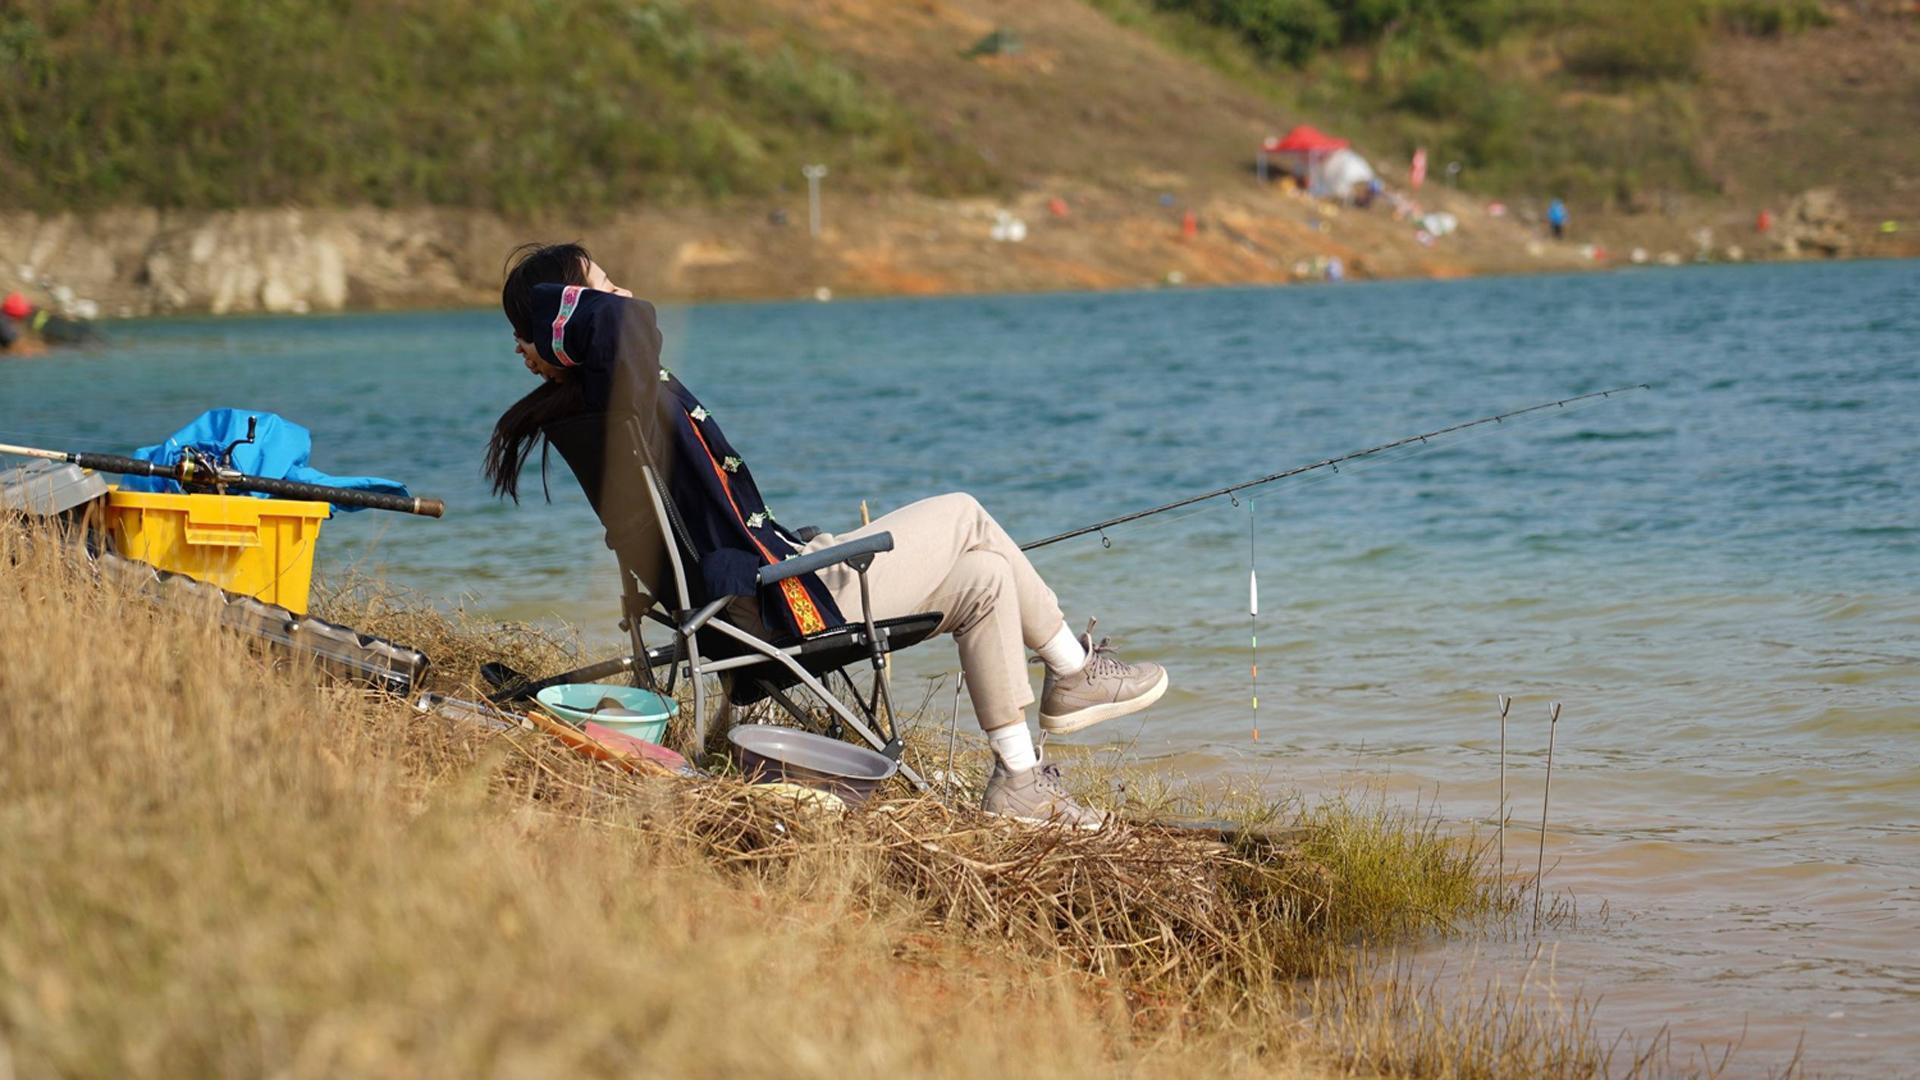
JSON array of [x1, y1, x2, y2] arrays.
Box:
[[484, 242, 594, 502]]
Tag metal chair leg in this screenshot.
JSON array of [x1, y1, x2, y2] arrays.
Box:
[[854, 564, 900, 749], [687, 635, 708, 758]]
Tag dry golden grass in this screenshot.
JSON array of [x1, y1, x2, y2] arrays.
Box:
[[0, 518, 1698, 1078], [316, 575, 582, 700]]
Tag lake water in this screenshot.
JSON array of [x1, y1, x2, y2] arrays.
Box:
[[4, 261, 1915, 1073]]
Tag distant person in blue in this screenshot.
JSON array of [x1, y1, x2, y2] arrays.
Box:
[[1548, 198, 1568, 240]]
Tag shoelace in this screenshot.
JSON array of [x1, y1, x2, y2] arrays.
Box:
[[1036, 762, 1108, 827], [1078, 618, 1133, 680], [1035, 761, 1072, 798]]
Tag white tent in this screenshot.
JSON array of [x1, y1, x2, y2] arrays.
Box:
[[1317, 148, 1376, 202]]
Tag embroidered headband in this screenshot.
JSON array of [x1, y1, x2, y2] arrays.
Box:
[[548, 284, 584, 367]]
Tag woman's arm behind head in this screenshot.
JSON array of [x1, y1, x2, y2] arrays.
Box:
[[484, 290, 667, 502], [524, 285, 663, 413]]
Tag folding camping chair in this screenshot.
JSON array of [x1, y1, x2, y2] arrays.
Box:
[[533, 412, 941, 790]]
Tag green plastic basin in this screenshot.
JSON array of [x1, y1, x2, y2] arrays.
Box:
[[535, 683, 677, 745]]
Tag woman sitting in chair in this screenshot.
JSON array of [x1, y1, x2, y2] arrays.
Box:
[[484, 243, 1168, 826]]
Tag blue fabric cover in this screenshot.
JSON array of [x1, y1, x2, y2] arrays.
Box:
[[123, 408, 410, 512]]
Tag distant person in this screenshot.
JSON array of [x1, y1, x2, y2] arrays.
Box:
[[0, 290, 92, 348], [1, 292, 30, 353], [483, 243, 1171, 826], [1547, 198, 1568, 240]]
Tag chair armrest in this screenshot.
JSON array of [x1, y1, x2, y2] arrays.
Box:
[[757, 532, 893, 587]]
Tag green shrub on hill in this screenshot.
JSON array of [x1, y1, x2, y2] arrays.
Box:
[[1156, 0, 1541, 65], [0, 0, 994, 212], [1561, 0, 1708, 83], [1712, 0, 1833, 36], [1177, 0, 1338, 65]]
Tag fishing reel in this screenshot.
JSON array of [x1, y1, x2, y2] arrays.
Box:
[[174, 415, 257, 493]]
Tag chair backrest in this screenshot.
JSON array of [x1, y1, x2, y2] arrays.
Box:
[[539, 411, 690, 622], [627, 415, 696, 616]]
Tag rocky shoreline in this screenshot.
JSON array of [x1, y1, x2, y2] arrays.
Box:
[[2, 185, 1901, 319]]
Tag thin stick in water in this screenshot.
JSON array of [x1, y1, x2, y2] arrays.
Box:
[[1498, 693, 1512, 873], [1534, 700, 1561, 929]]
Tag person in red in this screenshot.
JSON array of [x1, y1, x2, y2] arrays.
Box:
[[1, 292, 32, 352], [0, 290, 91, 351]]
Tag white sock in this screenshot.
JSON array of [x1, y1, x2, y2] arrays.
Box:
[[1035, 622, 1087, 676], [987, 721, 1038, 773]]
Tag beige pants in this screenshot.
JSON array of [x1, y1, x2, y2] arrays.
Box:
[[797, 493, 1065, 732]]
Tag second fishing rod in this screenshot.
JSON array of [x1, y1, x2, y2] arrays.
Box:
[[0, 415, 445, 518], [1019, 384, 1650, 552]]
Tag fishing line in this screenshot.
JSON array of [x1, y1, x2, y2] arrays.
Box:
[[1018, 384, 1649, 552]]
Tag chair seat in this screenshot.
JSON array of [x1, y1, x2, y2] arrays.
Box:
[[642, 612, 943, 706]]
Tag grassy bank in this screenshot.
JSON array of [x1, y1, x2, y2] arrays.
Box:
[[0, 517, 1634, 1076], [0, 0, 995, 213]]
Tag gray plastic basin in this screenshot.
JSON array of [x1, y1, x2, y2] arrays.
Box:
[[727, 725, 898, 806]]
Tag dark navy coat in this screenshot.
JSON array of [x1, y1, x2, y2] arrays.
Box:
[[527, 284, 843, 638]]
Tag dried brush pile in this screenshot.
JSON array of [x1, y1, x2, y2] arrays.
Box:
[[459, 700, 1485, 1020], [673, 790, 1324, 989]]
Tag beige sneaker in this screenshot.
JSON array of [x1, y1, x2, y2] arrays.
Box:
[[1038, 620, 1169, 735], [981, 757, 1108, 829]]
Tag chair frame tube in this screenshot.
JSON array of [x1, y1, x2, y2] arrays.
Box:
[[636, 460, 924, 790]]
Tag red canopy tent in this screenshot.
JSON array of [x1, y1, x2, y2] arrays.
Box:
[[1257, 125, 1369, 199], [1262, 126, 1349, 155]]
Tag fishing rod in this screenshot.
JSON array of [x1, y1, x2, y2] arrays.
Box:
[[0, 422, 446, 518], [1019, 383, 1649, 551]]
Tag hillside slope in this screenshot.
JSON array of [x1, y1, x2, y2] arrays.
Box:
[[1695, 9, 1920, 219], [0, 0, 1912, 315]]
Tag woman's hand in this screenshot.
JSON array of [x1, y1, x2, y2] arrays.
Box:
[[515, 337, 568, 383]]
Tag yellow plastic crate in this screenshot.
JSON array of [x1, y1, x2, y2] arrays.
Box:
[[105, 489, 332, 614]]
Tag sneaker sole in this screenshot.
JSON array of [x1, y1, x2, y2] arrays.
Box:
[[984, 807, 1108, 831], [1038, 668, 1170, 735]]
